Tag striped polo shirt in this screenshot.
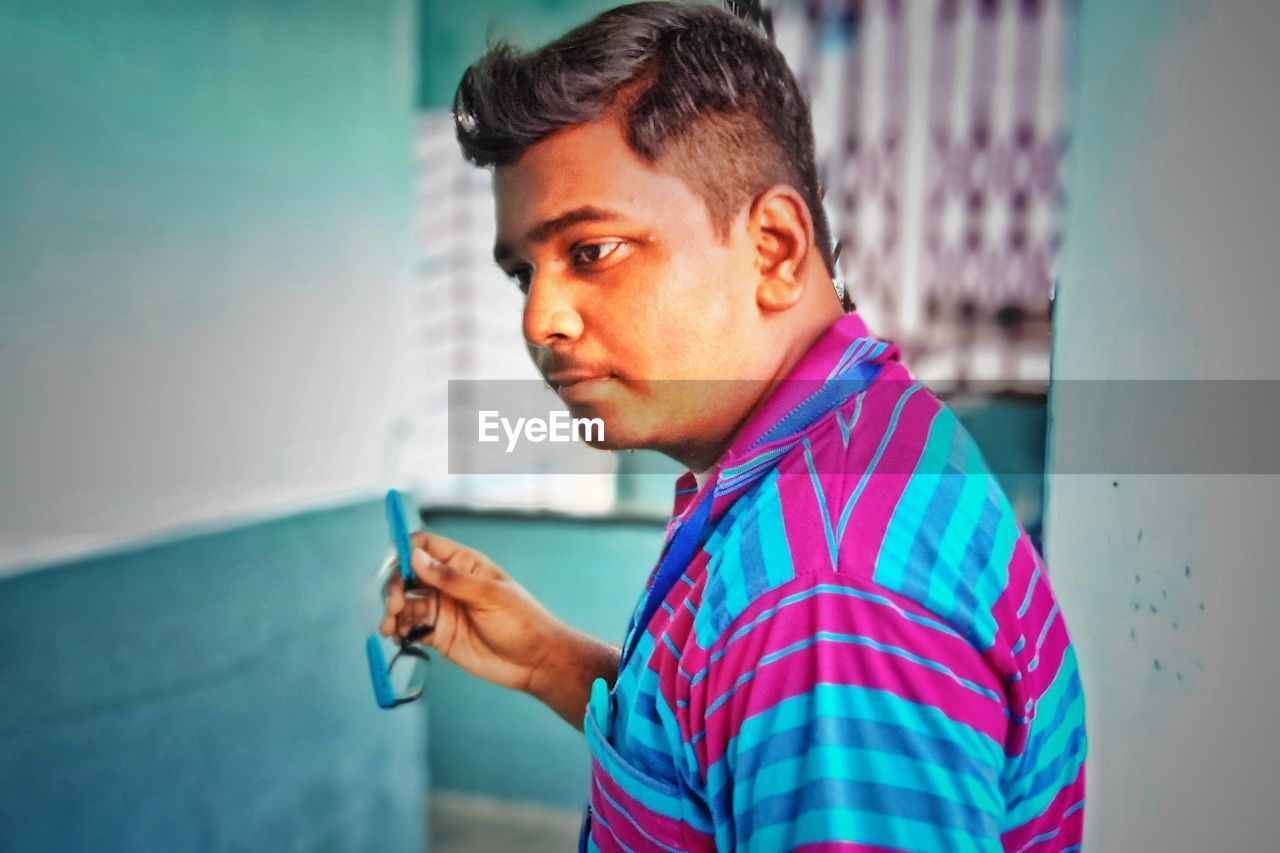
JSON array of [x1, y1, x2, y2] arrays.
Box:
[[582, 311, 1087, 852]]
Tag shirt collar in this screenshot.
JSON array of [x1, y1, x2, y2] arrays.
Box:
[[669, 311, 899, 521]]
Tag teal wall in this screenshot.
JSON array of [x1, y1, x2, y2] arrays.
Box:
[[0, 1, 426, 850], [419, 0, 669, 109], [0, 500, 427, 852]]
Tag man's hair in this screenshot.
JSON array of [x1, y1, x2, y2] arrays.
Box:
[[453, 1, 835, 275]]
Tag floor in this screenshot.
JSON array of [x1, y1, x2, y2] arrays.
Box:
[[430, 791, 582, 853]]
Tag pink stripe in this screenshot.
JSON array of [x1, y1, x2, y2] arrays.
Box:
[[688, 577, 994, 694], [1015, 580, 1070, 691], [988, 539, 1080, 757], [700, 622, 1007, 766], [589, 757, 684, 852], [990, 541, 1038, 653], [832, 378, 938, 571]]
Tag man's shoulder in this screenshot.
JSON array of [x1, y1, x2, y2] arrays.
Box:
[[811, 375, 1034, 653], [700, 373, 1033, 653]]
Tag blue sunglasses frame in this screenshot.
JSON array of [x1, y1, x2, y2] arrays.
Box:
[[366, 489, 435, 709]]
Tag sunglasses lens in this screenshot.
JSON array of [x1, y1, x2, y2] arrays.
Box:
[[388, 650, 428, 703], [404, 584, 438, 623], [368, 548, 437, 709]]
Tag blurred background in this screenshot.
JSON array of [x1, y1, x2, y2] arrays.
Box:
[[2, 0, 1279, 850]]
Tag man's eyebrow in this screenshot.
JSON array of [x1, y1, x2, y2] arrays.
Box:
[[492, 206, 625, 264]]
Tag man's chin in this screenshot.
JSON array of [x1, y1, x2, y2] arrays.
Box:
[[575, 419, 644, 452], [558, 384, 671, 453], [560, 405, 648, 453]]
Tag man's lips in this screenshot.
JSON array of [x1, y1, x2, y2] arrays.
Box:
[[547, 370, 614, 390], [547, 370, 618, 403]]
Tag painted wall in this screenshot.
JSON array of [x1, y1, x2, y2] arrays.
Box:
[[1046, 0, 1280, 848], [0, 500, 427, 852], [0, 2, 428, 850], [419, 0, 672, 109], [0, 0, 417, 571]]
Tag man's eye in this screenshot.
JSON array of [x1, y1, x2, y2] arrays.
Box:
[[507, 267, 532, 294], [571, 241, 625, 268]]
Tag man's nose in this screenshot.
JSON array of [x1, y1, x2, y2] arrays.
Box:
[[522, 272, 584, 348]]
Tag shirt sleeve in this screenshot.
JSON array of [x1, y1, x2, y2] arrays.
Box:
[[690, 571, 1011, 852]]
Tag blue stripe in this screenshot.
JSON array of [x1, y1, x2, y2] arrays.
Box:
[[744, 806, 1003, 853], [1004, 654, 1086, 822], [943, 495, 1002, 648], [709, 714, 1003, 835], [826, 338, 869, 380], [739, 772, 1001, 844], [1014, 828, 1061, 851], [835, 393, 863, 447], [900, 418, 968, 611], [722, 686, 1005, 781], [730, 741, 1003, 820], [754, 478, 797, 590], [720, 445, 790, 491], [1017, 565, 1041, 617], [1026, 604, 1060, 672], [738, 511, 770, 604]]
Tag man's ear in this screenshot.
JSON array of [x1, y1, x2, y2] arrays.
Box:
[[749, 185, 816, 311]]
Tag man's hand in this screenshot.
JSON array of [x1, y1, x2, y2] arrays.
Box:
[[379, 531, 618, 728]]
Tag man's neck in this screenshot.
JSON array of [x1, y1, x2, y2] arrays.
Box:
[[673, 304, 846, 481]]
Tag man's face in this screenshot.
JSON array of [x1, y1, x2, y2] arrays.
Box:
[[492, 118, 770, 458]]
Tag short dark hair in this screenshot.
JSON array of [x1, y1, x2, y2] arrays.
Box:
[[453, 1, 835, 275]]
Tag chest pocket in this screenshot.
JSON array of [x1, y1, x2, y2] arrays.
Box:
[[582, 677, 695, 853]]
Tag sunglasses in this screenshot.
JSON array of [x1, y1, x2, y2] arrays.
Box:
[[365, 489, 439, 709]]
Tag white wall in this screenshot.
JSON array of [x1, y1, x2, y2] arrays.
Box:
[[0, 1, 419, 572], [1046, 0, 1280, 848]]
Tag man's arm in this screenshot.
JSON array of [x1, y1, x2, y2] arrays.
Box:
[[527, 626, 620, 729], [383, 531, 618, 730]]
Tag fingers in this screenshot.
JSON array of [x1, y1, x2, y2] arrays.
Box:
[[410, 547, 495, 605], [397, 596, 438, 635], [385, 580, 404, 616], [381, 563, 405, 633], [409, 531, 505, 581], [380, 594, 435, 638]]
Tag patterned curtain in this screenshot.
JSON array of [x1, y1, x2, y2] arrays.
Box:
[[773, 0, 1075, 391]]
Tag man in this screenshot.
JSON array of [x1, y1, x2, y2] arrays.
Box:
[[383, 3, 1086, 850]]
